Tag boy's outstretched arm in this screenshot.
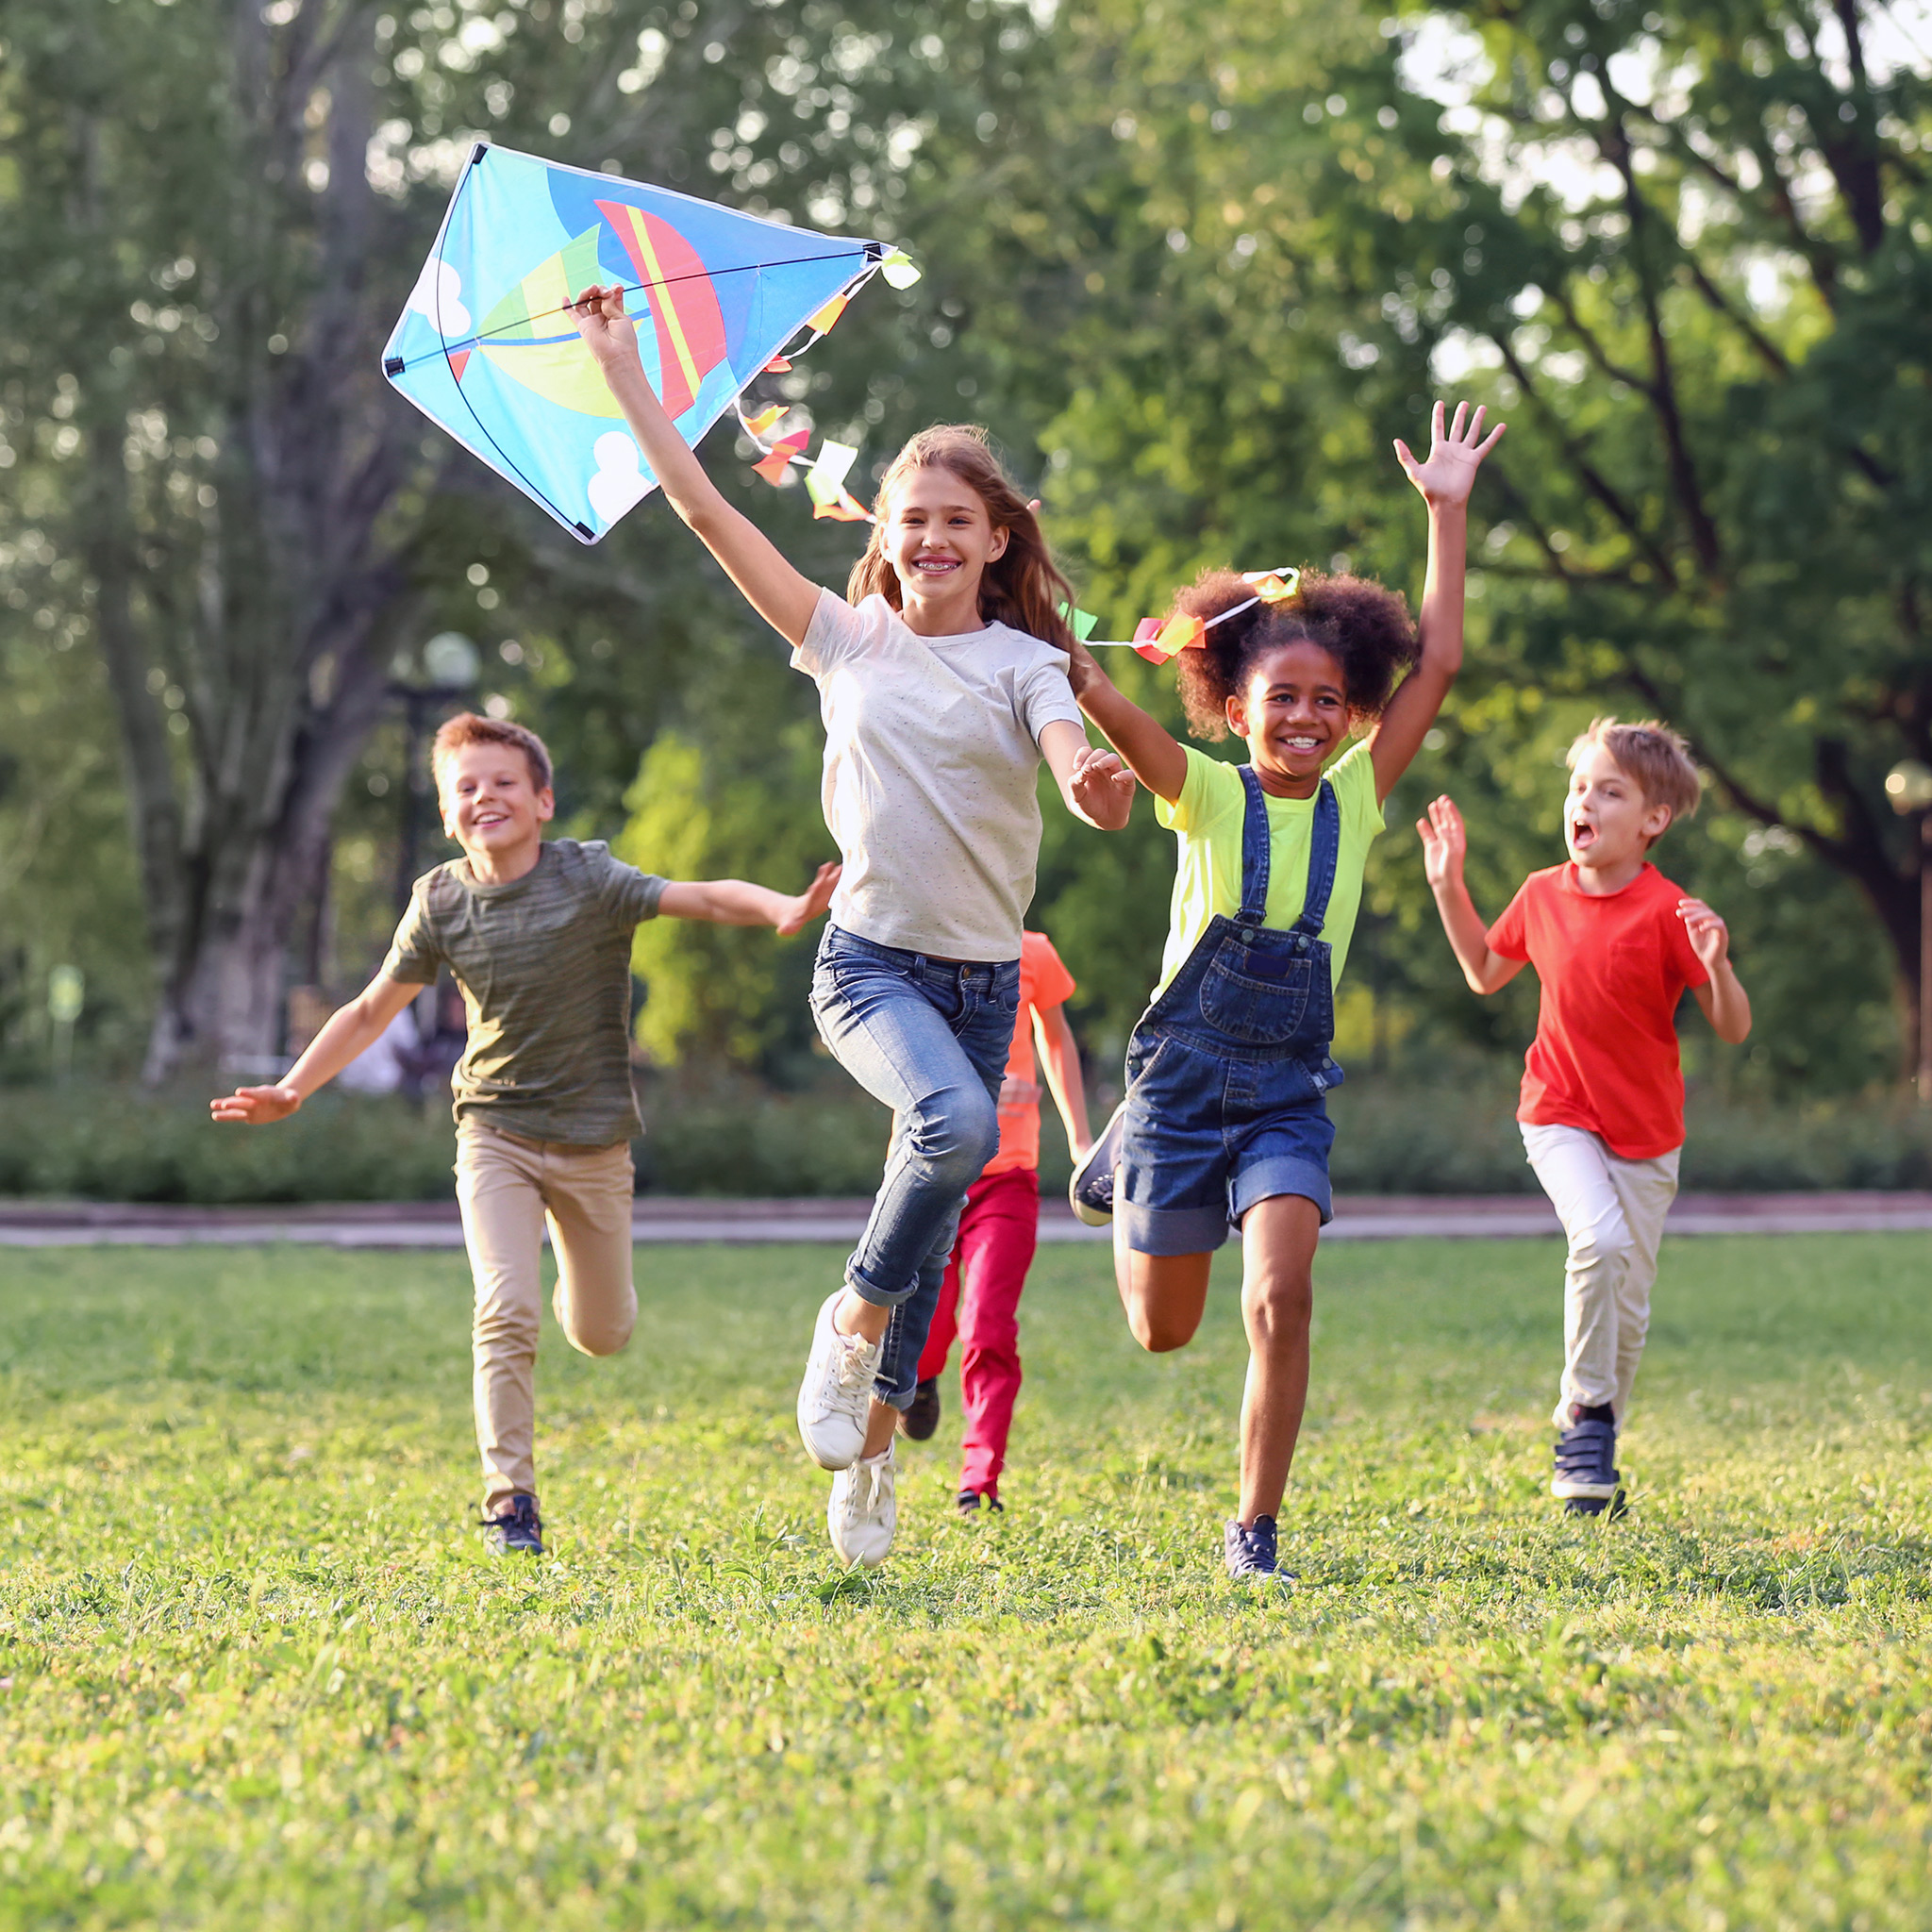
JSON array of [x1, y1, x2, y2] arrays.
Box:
[[657, 861, 841, 934], [1681, 899, 1753, 1043], [1417, 796, 1524, 995], [571, 284, 820, 646], [1062, 641, 1190, 803], [1371, 401, 1507, 805], [210, 974, 423, 1124]]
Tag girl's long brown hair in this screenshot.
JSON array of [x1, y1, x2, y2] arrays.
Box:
[[846, 425, 1074, 650]]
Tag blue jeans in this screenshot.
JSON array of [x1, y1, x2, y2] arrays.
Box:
[[808, 925, 1020, 1408]]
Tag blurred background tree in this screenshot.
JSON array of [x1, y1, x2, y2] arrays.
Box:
[[1, 0, 1925, 1136]]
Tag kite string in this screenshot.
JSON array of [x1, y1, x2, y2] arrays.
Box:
[[393, 246, 874, 375]]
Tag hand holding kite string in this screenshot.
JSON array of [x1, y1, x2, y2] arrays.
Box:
[[570, 278, 640, 369]]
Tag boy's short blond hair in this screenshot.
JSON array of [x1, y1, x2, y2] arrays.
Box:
[[1568, 716, 1701, 828], [431, 713, 553, 796]]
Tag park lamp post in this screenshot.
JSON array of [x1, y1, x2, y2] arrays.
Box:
[[47, 963, 83, 1083], [391, 631, 480, 915], [1885, 758, 1932, 1103]]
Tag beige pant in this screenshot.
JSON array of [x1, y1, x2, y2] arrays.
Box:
[[455, 1122, 638, 1507], [1522, 1121, 1680, 1430]]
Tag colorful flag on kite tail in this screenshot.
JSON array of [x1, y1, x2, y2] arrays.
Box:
[[380, 143, 905, 544], [1069, 570, 1303, 662]]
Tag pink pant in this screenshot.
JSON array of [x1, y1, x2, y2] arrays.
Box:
[[915, 1164, 1041, 1500]]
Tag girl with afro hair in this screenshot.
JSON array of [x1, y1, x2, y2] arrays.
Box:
[[1065, 401, 1505, 1586]]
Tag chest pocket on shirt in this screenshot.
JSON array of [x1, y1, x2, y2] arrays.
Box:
[[1601, 936, 1675, 1024], [1198, 934, 1316, 1044]]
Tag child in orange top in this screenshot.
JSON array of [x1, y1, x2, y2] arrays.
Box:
[[902, 929, 1091, 1513], [1420, 718, 1752, 1515]]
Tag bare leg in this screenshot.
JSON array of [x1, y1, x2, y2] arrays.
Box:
[[1235, 1193, 1321, 1524], [835, 1292, 891, 1344], [861, 1395, 898, 1458], [1112, 1211, 1214, 1353]]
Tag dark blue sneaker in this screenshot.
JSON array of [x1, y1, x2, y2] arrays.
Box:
[[1224, 1515, 1293, 1584], [1552, 1416, 1624, 1517], [482, 1493, 542, 1556], [1069, 1102, 1126, 1226], [957, 1488, 1004, 1517], [901, 1377, 941, 1442]]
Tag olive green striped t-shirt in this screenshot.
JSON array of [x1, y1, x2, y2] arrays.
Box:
[[382, 839, 666, 1146]]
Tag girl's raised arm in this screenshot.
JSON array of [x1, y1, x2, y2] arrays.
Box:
[[572, 284, 821, 646], [1368, 401, 1505, 805]]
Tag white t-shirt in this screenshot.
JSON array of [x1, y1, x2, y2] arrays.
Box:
[[791, 590, 1085, 961]]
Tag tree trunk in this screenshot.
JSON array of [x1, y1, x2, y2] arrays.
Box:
[[61, 0, 425, 1082]]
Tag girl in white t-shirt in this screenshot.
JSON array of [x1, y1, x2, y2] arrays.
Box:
[[573, 283, 1133, 1569]]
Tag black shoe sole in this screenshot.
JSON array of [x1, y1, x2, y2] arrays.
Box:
[[1563, 1487, 1627, 1521]]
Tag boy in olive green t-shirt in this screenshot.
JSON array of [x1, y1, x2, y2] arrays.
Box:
[[214, 714, 838, 1556]]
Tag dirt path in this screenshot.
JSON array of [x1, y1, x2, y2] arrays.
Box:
[[3, 1192, 1928, 1249]]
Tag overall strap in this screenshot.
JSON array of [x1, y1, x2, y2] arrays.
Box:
[[1235, 765, 1272, 924], [1291, 778, 1342, 939]]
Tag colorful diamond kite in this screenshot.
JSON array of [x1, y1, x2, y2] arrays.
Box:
[[380, 143, 895, 543]]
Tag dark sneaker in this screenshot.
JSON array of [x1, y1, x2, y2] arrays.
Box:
[[957, 1488, 1004, 1517], [1568, 1486, 1628, 1520], [1224, 1515, 1293, 1584], [1069, 1102, 1126, 1226], [482, 1492, 542, 1556], [901, 1377, 941, 1442], [1552, 1416, 1622, 1515]]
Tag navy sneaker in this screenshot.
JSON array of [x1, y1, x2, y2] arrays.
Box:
[[1069, 1102, 1126, 1226], [1224, 1515, 1294, 1584], [901, 1377, 941, 1442], [957, 1488, 1004, 1517], [1552, 1413, 1624, 1517], [482, 1493, 542, 1556]]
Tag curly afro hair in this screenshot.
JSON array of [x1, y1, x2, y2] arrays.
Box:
[[1172, 569, 1419, 742]]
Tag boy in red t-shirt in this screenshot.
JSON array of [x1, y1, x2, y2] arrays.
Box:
[[1418, 719, 1752, 1514], [900, 929, 1091, 1513]]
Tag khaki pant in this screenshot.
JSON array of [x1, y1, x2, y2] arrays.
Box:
[[455, 1121, 637, 1507], [1522, 1121, 1680, 1430]]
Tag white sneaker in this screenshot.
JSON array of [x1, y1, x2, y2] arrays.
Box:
[[828, 1443, 898, 1568], [796, 1290, 880, 1471]]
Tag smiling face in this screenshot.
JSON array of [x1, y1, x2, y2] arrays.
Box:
[[1225, 639, 1350, 796], [1565, 741, 1672, 877], [882, 464, 1008, 625], [437, 739, 554, 878]]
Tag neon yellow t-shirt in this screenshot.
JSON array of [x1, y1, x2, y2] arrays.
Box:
[[1151, 740, 1386, 999]]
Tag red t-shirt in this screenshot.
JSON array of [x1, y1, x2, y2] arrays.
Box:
[[984, 931, 1077, 1176], [1487, 863, 1709, 1159]]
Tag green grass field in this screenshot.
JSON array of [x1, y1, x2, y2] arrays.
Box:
[[4, 1233, 1931, 1929]]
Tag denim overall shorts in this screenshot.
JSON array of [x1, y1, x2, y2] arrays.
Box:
[[1116, 764, 1345, 1257]]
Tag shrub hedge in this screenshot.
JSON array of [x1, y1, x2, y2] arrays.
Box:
[[1, 1076, 1926, 1204]]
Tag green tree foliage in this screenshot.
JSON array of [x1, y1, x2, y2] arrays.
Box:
[[4, 0, 1921, 1103], [0, 0, 1060, 1077], [971, 0, 1923, 1091], [615, 724, 831, 1072], [1370, 0, 1932, 1084]]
